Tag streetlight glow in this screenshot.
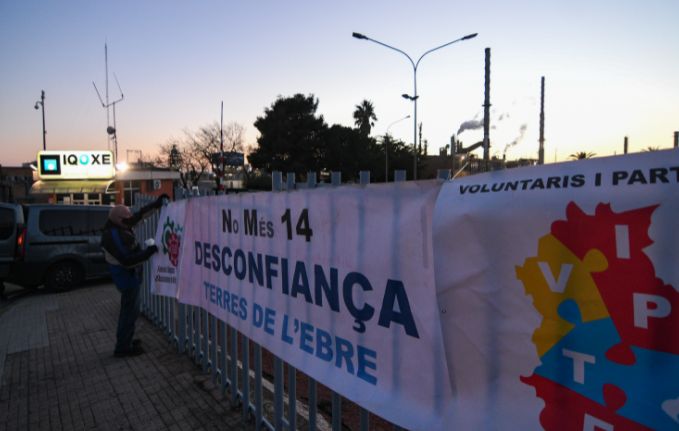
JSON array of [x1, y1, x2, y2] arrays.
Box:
[[352, 31, 478, 179]]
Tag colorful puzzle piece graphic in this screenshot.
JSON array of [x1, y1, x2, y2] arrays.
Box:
[[530, 299, 679, 430], [521, 374, 654, 431], [517, 202, 679, 430], [516, 234, 608, 356], [551, 202, 679, 356]]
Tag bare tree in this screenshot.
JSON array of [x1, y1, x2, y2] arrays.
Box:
[[223, 122, 246, 152], [156, 134, 210, 189], [156, 121, 249, 190]]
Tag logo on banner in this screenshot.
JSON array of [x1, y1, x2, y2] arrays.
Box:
[[516, 202, 679, 430], [161, 216, 183, 267]]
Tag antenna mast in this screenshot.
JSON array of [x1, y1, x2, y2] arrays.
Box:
[[93, 43, 124, 161]]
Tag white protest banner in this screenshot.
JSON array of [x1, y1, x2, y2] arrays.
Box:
[[178, 182, 455, 429], [433, 150, 679, 430], [149, 199, 187, 298]]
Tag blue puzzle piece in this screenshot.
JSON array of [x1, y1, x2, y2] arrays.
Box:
[[535, 299, 679, 430]]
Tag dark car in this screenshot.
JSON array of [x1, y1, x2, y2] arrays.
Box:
[[6, 204, 111, 291], [0, 203, 26, 294]]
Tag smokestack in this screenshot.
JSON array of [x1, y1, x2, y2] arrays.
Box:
[[538, 76, 545, 165], [483, 47, 491, 169], [451, 135, 457, 172], [674, 131, 678, 148], [624, 136, 628, 154]]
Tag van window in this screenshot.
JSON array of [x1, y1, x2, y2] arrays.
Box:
[[39, 210, 90, 236], [0, 208, 14, 239]]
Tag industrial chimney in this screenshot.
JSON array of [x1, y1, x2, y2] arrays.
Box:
[[538, 77, 545, 165], [483, 48, 491, 169], [674, 131, 678, 149]]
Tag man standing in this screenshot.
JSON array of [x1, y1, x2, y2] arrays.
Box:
[[101, 195, 167, 357]]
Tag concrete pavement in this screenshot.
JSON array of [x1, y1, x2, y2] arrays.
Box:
[[0, 282, 248, 430]]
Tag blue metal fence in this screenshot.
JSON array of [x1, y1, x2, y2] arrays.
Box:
[[133, 169, 452, 430]]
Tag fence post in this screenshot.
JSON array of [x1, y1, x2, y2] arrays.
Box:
[[286, 172, 296, 190], [178, 302, 186, 353], [307, 171, 317, 188], [308, 378, 317, 431], [219, 320, 227, 392], [394, 170, 407, 182], [210, 314, 218, 381], [254, 344, 263, 428], [193, 306, 200, 363], [437, 169, 451, 180], [272, 171, 283, 191], [359, 171, 370, 185], [332, 393, 342, 431], [274, 359, 284, 430], [242, 335, 250, 423], [331, 171, 341, 186], [351, 169, 370, 431], [288, 364, 297, 430]]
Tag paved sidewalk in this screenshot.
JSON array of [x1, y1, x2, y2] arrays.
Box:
[[0, 283, 248, 431]]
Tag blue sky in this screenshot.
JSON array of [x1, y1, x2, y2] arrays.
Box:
[[1, 0, 678, 166]]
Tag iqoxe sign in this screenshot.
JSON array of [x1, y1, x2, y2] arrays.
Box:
[[37, 150, 115, 180]]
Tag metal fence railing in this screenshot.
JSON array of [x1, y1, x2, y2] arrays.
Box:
[[133, 169, 450, 430]]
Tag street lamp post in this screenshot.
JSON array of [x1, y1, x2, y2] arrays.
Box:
[[352, 32, 477, 180], [384, 114, 410, 181], [34, 90, 46, 150]]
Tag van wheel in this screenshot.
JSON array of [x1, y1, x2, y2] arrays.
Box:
[[45, 262, 83, 292]]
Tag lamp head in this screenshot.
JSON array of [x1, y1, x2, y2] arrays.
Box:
[[462, 33, 478, 41], [352, 32, 368, 40], [34, 103, 39, 110]]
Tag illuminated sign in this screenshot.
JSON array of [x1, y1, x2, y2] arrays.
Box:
[[37, 151, 115, 180]]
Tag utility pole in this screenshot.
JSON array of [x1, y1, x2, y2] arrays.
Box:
[[93, 43, 124, 161], [538, 77, 545, 165], [34, 90, 47, 150]]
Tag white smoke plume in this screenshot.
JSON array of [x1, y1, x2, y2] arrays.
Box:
[[457, 119, 484, 135], [458, 110, 510, 135], [503, 123, 528, 155]]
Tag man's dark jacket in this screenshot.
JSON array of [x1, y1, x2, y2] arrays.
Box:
[[101, 201, 160, 272]]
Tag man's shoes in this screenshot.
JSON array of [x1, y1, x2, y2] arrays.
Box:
[[114, 344, 145, 358]]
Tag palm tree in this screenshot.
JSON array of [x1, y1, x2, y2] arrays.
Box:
[[569, 151, 596, 160], [353, 100, 377, 136]]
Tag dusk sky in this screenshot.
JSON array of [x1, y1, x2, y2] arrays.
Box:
[[1, 0, 677, 167]]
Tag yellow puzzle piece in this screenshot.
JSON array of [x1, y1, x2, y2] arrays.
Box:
[[515, 234, 609, 357]]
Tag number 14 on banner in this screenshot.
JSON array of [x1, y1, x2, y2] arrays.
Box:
[[281, 208, 313, 242]]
